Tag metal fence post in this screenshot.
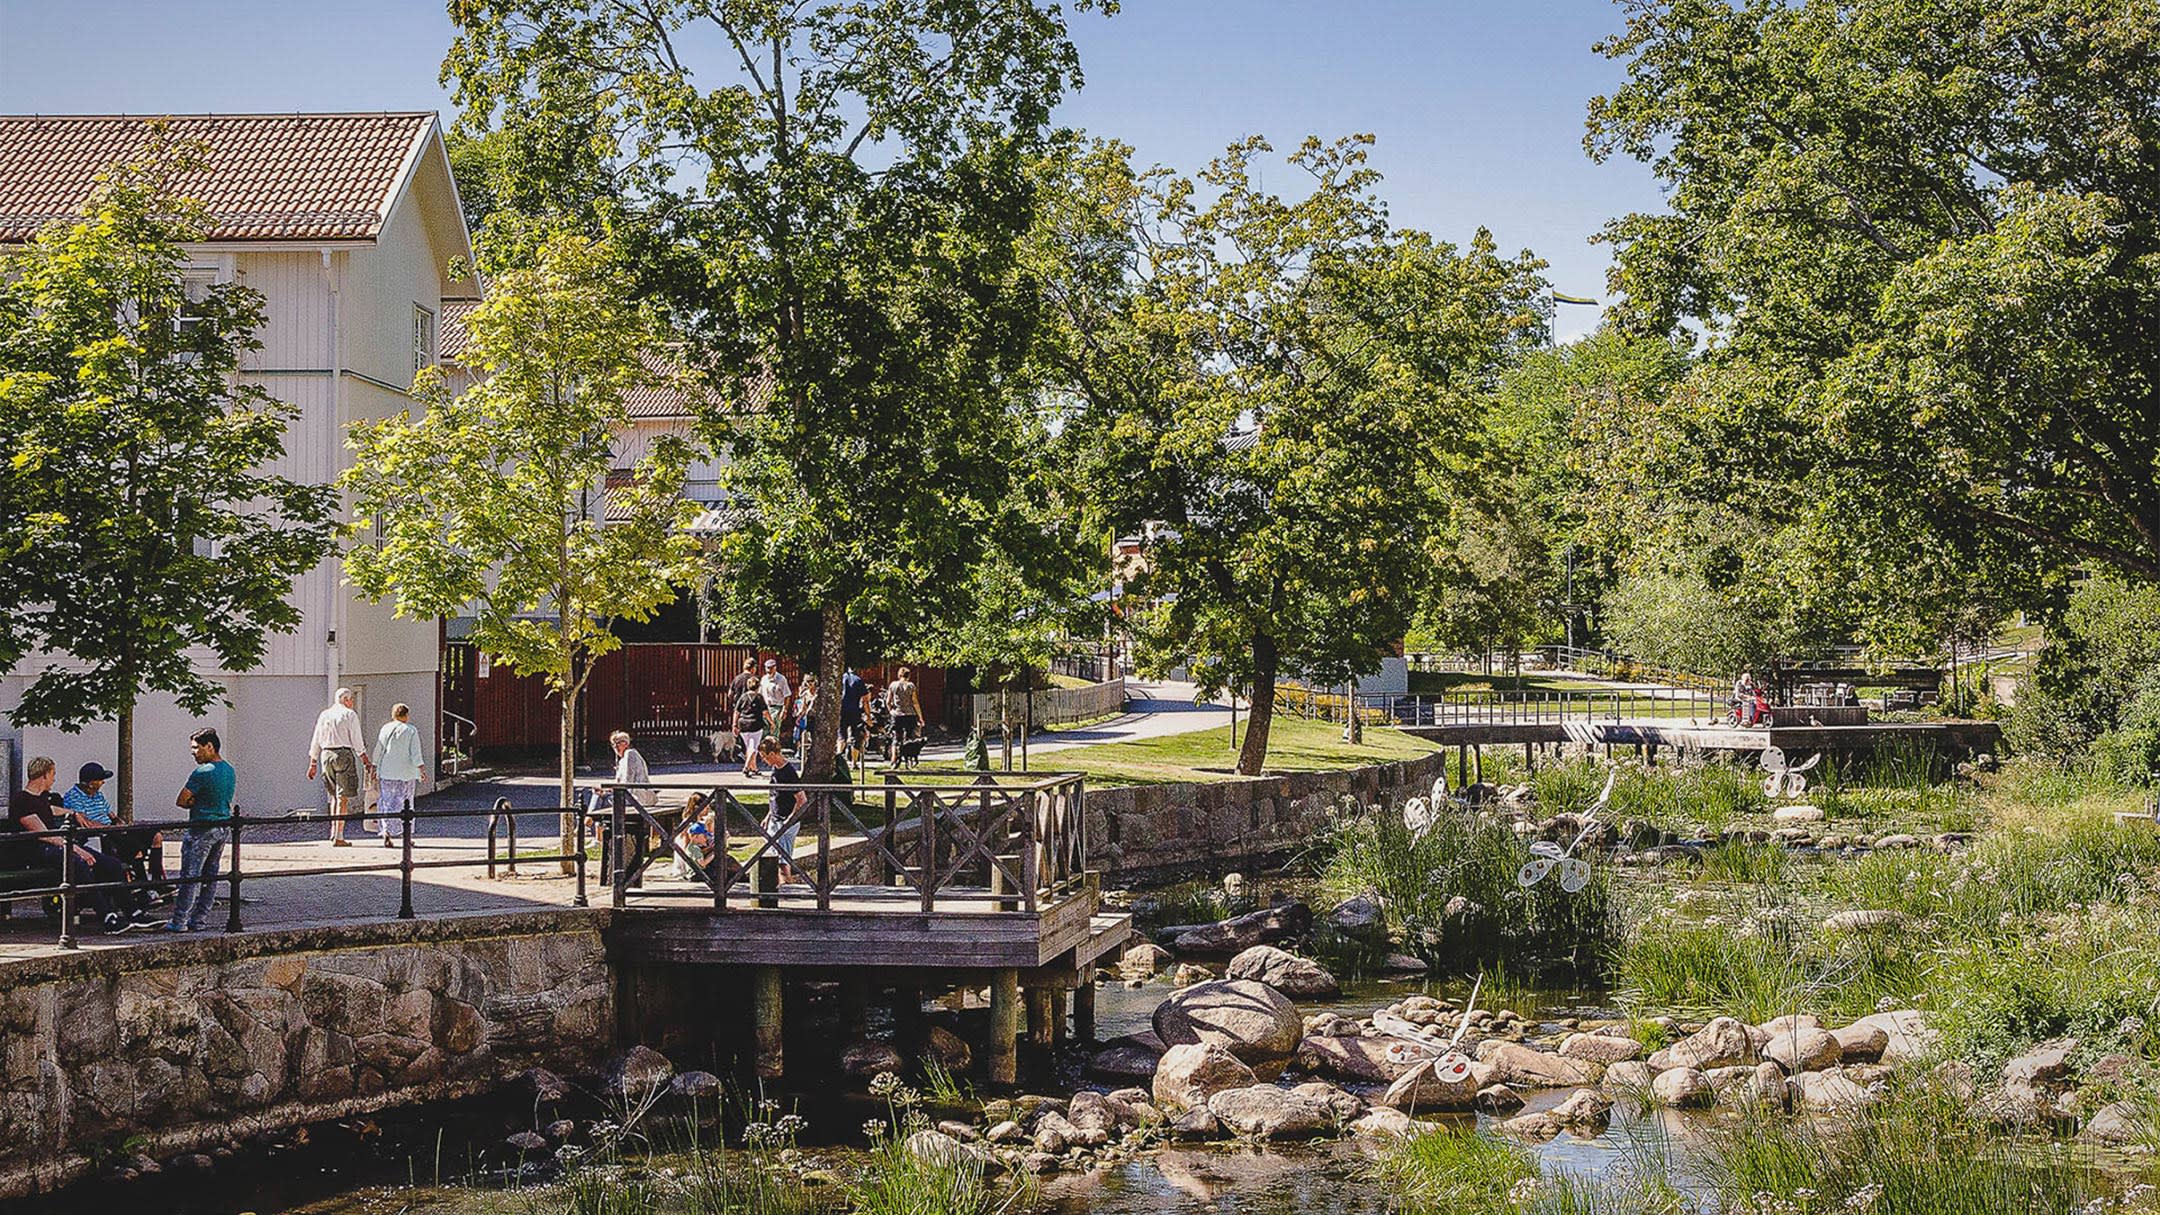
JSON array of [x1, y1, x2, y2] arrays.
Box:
[[573, 802, 589, 908], [225, 814, 243, 933], [398, 787, 416, 920], [610, 787, 629, 911], [57, 820, 78, 950]]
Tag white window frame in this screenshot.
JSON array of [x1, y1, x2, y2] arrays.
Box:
[[413, 302, 437, 379]]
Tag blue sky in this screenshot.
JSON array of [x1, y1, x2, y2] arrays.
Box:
[[0, 0, 1662, 340]]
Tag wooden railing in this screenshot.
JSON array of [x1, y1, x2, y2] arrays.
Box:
[[596, 772, 1088, 916], [1274, 684, 1730, 727]]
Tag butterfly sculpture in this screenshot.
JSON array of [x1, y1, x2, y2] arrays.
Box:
[[1759, 746, 1822, 799], [1371, 975, 1484, 1080], [1516, 769, 1616, 893]]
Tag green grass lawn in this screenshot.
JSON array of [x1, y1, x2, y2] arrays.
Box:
[[915, 712, 1442, 786]]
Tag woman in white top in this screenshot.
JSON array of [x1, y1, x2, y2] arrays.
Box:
[[371, 704, 426, 847]]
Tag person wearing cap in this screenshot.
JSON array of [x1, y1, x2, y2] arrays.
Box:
[[308, 687, 372, 846], [62, 760, 167, 891], [758, 659, 792, 744]]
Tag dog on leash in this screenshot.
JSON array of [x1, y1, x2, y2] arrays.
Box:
[[893, 736, 927, 768]]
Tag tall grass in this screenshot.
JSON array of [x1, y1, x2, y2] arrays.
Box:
[[1532, 757, 1766, 836], [1688, 1078, 2121, 1215], [1321, 800, 1618, 974], [1378, 1128, 1684, 1215], [848, 1073, 1036, 1215]]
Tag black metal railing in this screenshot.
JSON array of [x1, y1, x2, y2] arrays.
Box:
[[1274, 685, 1731, 727], [0, 798, 588, 950]]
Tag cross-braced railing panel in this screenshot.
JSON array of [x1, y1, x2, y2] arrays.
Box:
[[598, 772, 1084, 916]]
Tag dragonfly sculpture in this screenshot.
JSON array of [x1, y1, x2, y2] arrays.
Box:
[[1516, 769, 1616, 893], [1401, 773, 1464, 839], [1371, 975, 1484, 1080], [1759, 746, 1823, 799]]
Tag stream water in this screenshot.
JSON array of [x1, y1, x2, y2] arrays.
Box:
[[25, 970, 1703, 1215]]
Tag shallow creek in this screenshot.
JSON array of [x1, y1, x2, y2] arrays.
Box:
[[101, 973, 1712, 1215]]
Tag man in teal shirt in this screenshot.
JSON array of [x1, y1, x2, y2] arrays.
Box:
[[162, 728, 235, 933]]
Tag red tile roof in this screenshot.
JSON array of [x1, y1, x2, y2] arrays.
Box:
[[0, 113, 434, 243]]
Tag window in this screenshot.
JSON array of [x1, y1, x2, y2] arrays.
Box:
[[413, 303, 437, 379], [173, 267, 221, 338]]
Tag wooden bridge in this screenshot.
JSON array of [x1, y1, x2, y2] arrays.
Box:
[[591, 772, 1130, 1083]]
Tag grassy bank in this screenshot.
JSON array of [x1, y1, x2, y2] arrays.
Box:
[[916, 713, 1442, 787]]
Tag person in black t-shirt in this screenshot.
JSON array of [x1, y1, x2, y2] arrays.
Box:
[[757, 736, 801, 885], [8, 756, 138, 930]]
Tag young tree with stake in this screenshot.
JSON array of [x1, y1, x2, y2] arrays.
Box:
[[343, 232, 702, 870], [0, 140, 335, 819]]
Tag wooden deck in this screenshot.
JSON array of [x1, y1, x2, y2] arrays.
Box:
[[608, 880, 1132, 973]]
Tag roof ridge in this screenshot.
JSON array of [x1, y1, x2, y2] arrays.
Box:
[[0, 112, 437, 120]]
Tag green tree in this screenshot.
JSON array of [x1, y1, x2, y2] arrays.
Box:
[[343, 232, 701, 867], [1587, 0, 2160, 595], [1042, 135, 1547, 773], [445, 0, 1112, 779], [0, 140, 336, 819]]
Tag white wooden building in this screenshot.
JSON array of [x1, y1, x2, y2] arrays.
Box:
[[0, 112, 474, 814]]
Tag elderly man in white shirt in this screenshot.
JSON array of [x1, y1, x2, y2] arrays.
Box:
[[371, 703, 426, 848], [308, 687, 373, 846], [758, 659, 792, 743]]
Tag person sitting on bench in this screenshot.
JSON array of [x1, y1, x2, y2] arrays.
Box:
[[9, 756, 145, 932], [63, 761, 167, 896]]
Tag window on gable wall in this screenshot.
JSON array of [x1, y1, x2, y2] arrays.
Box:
[[413, 303, 436, 381], [173, 267, 220, 338]]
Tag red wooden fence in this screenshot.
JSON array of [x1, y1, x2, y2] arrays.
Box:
[[443, 642, 947, 759]]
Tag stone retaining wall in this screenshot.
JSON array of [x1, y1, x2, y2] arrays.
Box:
[[0, 909, 613, 1199], [1087, 749, 1451, 877]]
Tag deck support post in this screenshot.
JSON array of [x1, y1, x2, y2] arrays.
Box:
[[1473, 745, 1484, 785], [891, 984, 923, 1045], [752, 966, 784, 1080], [1072, 973, 1097, 1043], [989, 969, 1020, 1085], [840, 979, 869, 1038], [1025, 986, 1056, 1047]]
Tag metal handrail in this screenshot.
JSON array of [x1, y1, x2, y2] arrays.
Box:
[[0, 800, 589, 949]]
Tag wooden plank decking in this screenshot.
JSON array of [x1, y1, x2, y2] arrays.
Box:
[[606, 880, 1130, 973]]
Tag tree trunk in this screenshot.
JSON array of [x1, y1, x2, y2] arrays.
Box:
[[1236, 633, 1278, 776], [116, 700, 135, 823], [809, 600, 845, 781], [559, 685, 578, 874]]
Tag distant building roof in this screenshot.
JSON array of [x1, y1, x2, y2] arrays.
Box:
[[437, 297, 480, 361], [0, 112, 438, 243]]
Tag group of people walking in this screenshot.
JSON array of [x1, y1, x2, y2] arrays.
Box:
[[308, 688, 427, 846], [722, 657, 923, 774]]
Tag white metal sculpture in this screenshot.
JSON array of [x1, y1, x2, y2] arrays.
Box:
[[1371, 975, 1483, 1080], [1759, 746, 1822, 799], [1515, 769, 1615, 893]]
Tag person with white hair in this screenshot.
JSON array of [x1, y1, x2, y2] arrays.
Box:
[[308, 687, 372, 845]]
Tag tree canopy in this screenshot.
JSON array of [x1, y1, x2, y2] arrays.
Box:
[[445, 0, 1112, 776], [1040, 135, 1547, 772], [1588, 0, 2160, 607], [343, 232, 701, 857]]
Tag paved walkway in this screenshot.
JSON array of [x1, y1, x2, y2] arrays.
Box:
[[0, 680, 1234, 962]]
